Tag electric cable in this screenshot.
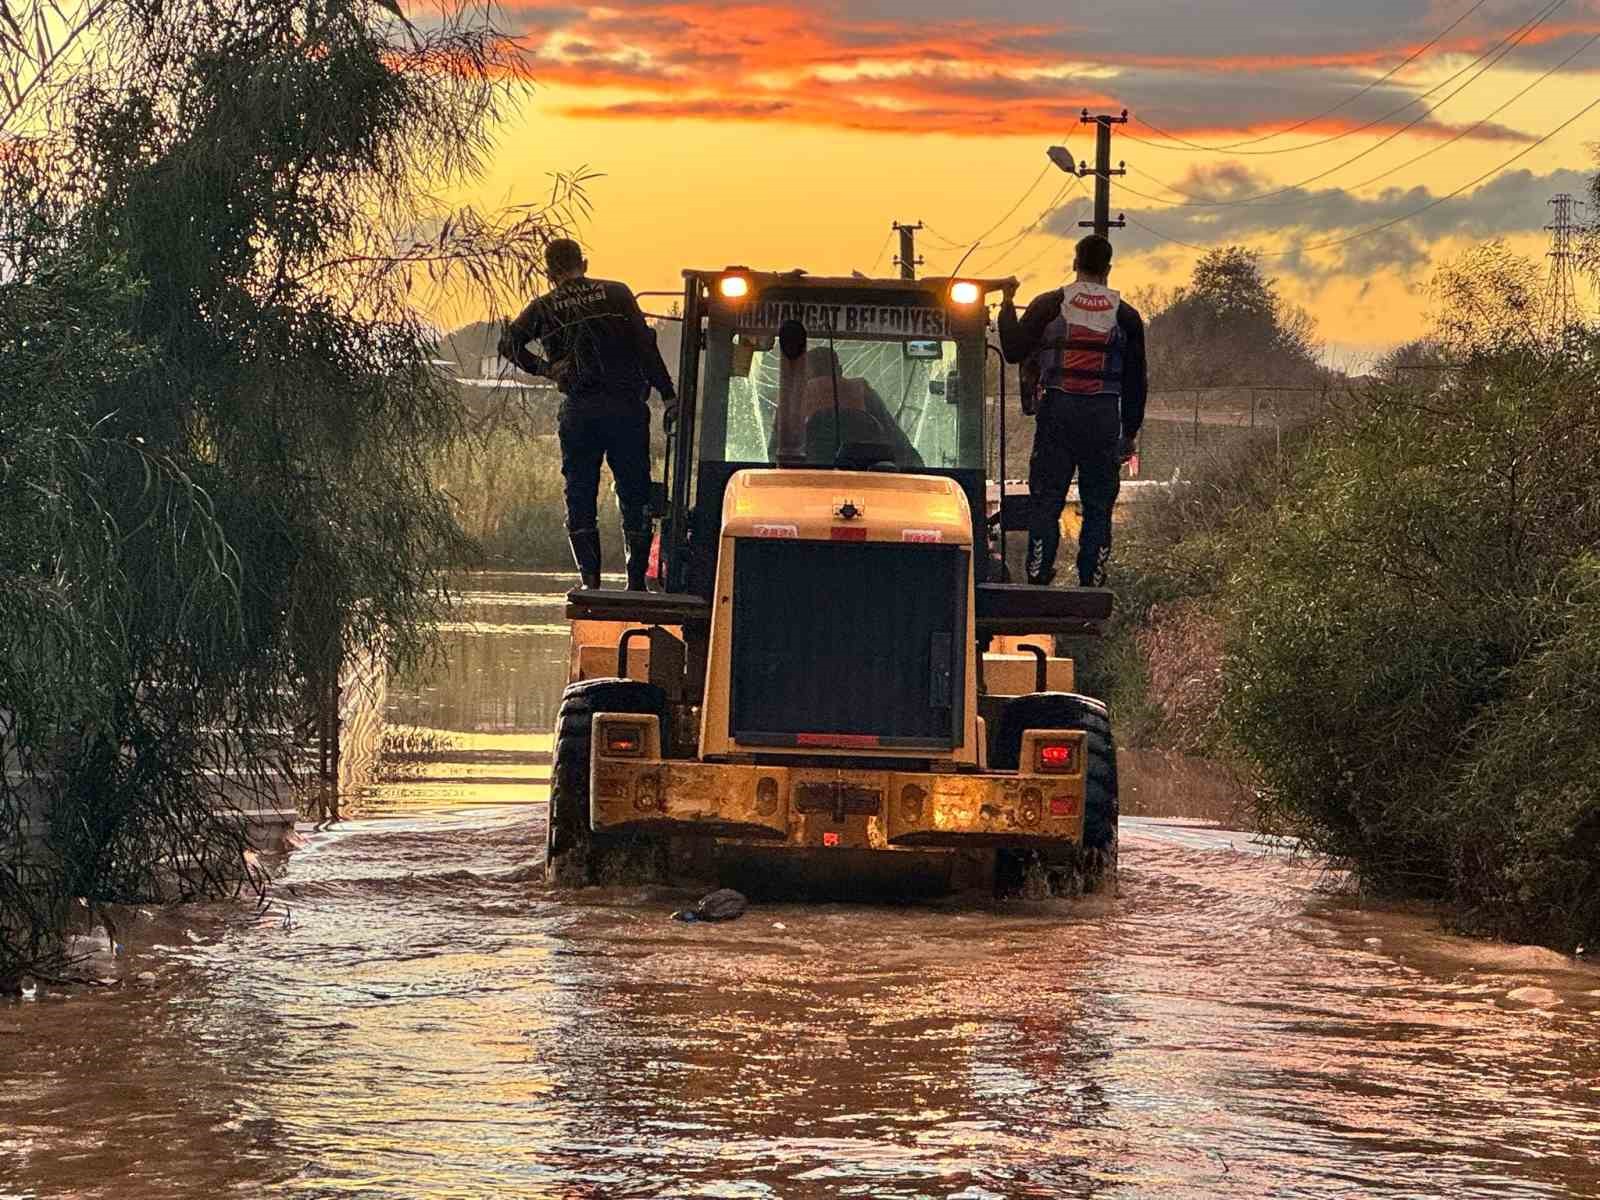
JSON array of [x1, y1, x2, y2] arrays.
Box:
[[1129, 0, 1493, 152], [867, 227, 895, 273], [1116, 0, 1574, 210], [1124, 85, 1600, 257], [1123, 0, 1567, 156], [937, 132, 1075, 277], [915, 165, 1056, 267], [1003, 197, 1094, 278], [1339, 29, 1600, 192], [975, 175, 1087, 276], [920, 224, 973, 250]]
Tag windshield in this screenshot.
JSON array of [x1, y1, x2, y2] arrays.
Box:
[[719, 336, 968, 469]]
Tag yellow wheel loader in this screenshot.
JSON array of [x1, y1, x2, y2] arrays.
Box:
[[549, 268, 1117, 898]]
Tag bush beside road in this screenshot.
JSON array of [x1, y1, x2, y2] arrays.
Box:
[[1089, 332, 1600, 952]]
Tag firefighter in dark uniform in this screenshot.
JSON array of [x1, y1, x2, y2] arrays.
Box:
[[499, 239, 676, 590], [999, 234, 1147, 587]]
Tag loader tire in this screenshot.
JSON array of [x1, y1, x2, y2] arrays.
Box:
[[545, 678, 670, 888], [991, 692, 1118, 898]]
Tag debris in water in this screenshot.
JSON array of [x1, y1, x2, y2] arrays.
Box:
[[671, 888, 748, 923], [137, 971, 158, 985], [772, 922, 787, 931]]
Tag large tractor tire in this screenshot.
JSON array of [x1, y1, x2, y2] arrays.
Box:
[[546, 678, 670, 887], [990, 692, 1119, 898]]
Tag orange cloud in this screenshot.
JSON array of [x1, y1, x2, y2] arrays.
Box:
[[488, 1, 1600, 140]]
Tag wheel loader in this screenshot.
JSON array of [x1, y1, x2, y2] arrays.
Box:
[[548, 268, 1117, 897]]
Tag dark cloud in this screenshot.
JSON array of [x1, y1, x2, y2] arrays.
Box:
[[1064, 166, 1593, 279]]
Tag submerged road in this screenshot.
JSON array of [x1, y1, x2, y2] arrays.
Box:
[[3, 574, 1598, 1199]]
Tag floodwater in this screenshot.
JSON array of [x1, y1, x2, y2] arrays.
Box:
[[4, 572, 1600, 1200]]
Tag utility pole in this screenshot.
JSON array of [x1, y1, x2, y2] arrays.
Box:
[[1048, 110, 1128, 240], [1543, 193, 1581, 337], [893, 221, 923, 280]]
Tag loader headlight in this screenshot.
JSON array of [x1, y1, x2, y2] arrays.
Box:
[[718, 274, 750, 299], [949, 280, 982, 306]]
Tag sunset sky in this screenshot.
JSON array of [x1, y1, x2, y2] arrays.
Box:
[[468, 0, 1600, 365]]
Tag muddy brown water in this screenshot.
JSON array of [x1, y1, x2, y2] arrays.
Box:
[[4, 572, 1599, 1199]]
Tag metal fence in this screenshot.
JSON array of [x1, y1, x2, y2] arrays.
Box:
[[1117, 386, 1331, 483]]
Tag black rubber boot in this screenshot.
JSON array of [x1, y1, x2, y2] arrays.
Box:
[[568, 528, 602, 589], [1025, 526, 1060, 587], [623, 526, 654, 592], [1078, 548, 1109, 589]]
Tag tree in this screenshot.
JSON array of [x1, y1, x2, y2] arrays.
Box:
[[1144, 247, 1324, 388], [1372, 337, 1450, 383], [0, 0, 577, 980], [1428, 240, 1544, 359]]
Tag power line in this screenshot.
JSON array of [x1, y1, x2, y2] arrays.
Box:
[[973, 174, 1086, 275], [1124, 0, 1566, 157], [933, 130, 1079, 278], [976, 165, 1056, 242], [914, 165, 1056, 258], [1129, 0, 1493, 152], [1338, 30, 1600, 191], [867, 226, 895, 273], [1119, 0, 1574, 211], [1126, 86, 1600, 258], [1002, 197, 1093, 278], [975, 180, 1077, 253], [919, 224, 971, 250]]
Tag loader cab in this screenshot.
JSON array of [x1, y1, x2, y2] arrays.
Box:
[[664, 269, 996, 597]]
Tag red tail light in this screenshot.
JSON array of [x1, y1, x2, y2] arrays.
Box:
[[603, 723, 646, 756], [1036, 742, 1077, 773]]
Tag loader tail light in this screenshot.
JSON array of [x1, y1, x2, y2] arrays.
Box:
[[1036, 741, 1078, 773], [949, 280, 981, 305], [603, 722, 646, 756]]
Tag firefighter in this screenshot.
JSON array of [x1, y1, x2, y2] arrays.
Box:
[[499, 239, 676, 590], [999, 234, 1147, 587]]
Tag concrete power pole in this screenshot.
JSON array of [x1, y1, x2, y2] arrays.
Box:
[[1047, 111, 1128, 241], [1078, 110, 1128, 239], [1543, 193, 1581, 338], [893, 221, 923, 280]]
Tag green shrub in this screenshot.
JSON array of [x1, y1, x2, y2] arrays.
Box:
[[1449, 556, 1600, 947], [1068, 418, 1317, 750], [1221, 340, 1600, 947]]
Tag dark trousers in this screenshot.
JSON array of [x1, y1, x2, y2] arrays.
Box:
[[1028, 391, 1121, 586], [558, 395, 652, 533]]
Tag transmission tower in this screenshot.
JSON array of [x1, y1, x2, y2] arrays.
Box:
[[1543, 193, 1581, 337]]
